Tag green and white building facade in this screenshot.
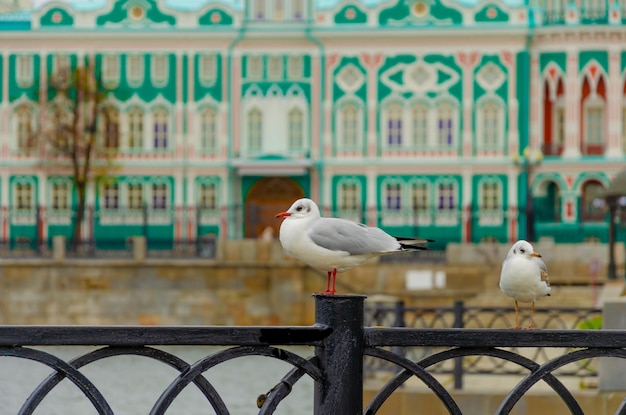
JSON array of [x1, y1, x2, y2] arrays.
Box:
[[1, 0, 625, 249]]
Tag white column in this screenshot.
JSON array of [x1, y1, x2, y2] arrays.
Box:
[[606, 47, 622, 158], [562, 49, 581, 158]]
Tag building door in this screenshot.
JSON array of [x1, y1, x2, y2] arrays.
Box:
[[245, 177, 305, 238]]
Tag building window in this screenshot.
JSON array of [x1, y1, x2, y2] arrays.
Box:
[[480, 101, 502, 150], [151, 55, 168, 86], [410, 181, 429, 213], [287, 56, 303, 79], [385, 182, 402, 211], [199, 54, 216, 85], [339, 181, 359, 211], [411, 103, 428, 149], [480, 180, 500, 210], [274, 0, 284, 19], [51, 181, 70, 211], [15, 104, 34, 151], [102, 55, 119, 87], [103, 107, 119, 149], [437, 181, 456, 212], [339, 103, 360, 150], [583, 103, 604, 154], [247, 56, 262, 79], [126, 54, 144, 86], [16, 55, 33, 87], [267, 56, 282, 79], [128, 107, 144, 150], [103, 183, 119, 209], [128, 183, 143, 210], [53, 54, 70, 77], [248, 108, 263, 151], [153, 108, 169, 150], [386, 103, 403, 147], [200, 107, 218, 152], [15, 182, 33, 210], [288, 107, 303, 151], [293, 0, 305, 19], [152, 183, 168, 210], [253, 0, 265, 20], [437, 103, 455, 148], [199, 182, 218, 210], [581, 180, 605, 221]]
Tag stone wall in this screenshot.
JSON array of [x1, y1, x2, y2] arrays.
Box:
[[0, 240, 613, 325]]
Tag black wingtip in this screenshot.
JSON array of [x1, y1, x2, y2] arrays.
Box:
[[399, 243, 430, 251]]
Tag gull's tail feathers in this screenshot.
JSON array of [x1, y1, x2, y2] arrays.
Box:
[[395, 237, 435, 251]]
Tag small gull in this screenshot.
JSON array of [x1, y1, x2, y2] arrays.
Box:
[[275, 198, 432, 294], [499, 240, 551, 329]]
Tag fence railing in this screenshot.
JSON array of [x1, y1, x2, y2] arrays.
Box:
[[364, 300, 604, 388], [0, 295, 624, 414]]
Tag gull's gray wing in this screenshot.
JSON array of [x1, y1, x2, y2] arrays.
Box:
[[307, 217, 399, 255]]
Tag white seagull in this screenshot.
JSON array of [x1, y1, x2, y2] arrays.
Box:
[[499, 240, 551, 329], [275, 198, 432, 294]]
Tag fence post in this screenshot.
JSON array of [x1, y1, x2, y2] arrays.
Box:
[[453, 300, 464, 390], [314, 294, 365, 415]]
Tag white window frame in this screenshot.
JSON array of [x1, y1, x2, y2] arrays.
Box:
[[247, 108, 263, 152], [152, 107, 169, 150], [16, 55, 33, 88], [267, 56, 283, 79], [151, 181, 168, 210], [127, 181, 144, 210], [247, 56, 263, 79], [384, 102, 403, 148], [14, 180, 34, 211], [151, 54, 169, 87], [102, 54, 120, 87], [288, 107, 304, 151], [409, 179, 431, 225], [199, 54, 217, 86], [411, 102, 429, 149], [477, 99, 504, 152], [14, 104, 35, 151], [126, 54, 144, 87], [287, 56, 303, 79], [292, 0, 305, 20], [200, 107, 218, 153], [102, 182, 119, 210], [336, 101, 362, 151], [50, 180, 71, 211], [336, 179, 362, 222], [252, 0, 266, 20], [127, 106, 144, 150], [478, 178, 504, 226], [435, 179, 458, 225], [198, 181, 219, 211], [436, 101, 456, 150], [583, 94, 605, 153]]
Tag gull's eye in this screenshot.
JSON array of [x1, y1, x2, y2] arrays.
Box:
[[520, 248, 526, 254], [296, 205, 304, 212]]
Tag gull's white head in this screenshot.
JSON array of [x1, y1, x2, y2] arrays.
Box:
[[275, 198, 321, 221], [508, 240, 541, 260]]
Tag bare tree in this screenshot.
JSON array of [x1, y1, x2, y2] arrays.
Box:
[[36, 56, 118, 248]]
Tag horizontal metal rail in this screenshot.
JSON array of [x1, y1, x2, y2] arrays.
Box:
[[0, 295, 624, 415]]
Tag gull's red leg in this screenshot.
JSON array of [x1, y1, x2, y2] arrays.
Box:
[[325, 271, 332, 293], [330, 268, 337, 294]]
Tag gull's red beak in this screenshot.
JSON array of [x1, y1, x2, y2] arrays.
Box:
[[275, 212, 291, 218]]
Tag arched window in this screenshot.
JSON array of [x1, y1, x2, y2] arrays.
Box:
[[545, 181, 561, 222], [581, 180, 605, 222], [102, 106, 119, 150], [198, 181, 218, 211], [385, 103, 403, 147], [200, 107, 217, 152], [128, 107, 144, 150], [411, 102, 428, 149], [152, 108, 169, 150], [339, 103, 360, 150], [385, 181, 402, 211], [581, 76, 606, 155], [482, 101, 501, 150], [437, 102, 455, 148], [543, 77, 565, 156], [15, 104, 34, 150]]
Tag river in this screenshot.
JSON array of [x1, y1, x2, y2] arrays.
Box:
[[0, 346, 314, 414]]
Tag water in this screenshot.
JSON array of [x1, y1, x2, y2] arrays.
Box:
[[0, 346, 314, 415]]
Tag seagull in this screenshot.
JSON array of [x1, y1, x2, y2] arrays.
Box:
[[275, 198, 432, 294], [499, 240, 551, 329]]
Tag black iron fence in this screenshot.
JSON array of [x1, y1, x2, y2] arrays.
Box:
[[0, 295, 624, 414], [364, 300, 604, 388]]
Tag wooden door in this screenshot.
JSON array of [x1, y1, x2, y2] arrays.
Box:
[[245, 177, 305, 238]]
